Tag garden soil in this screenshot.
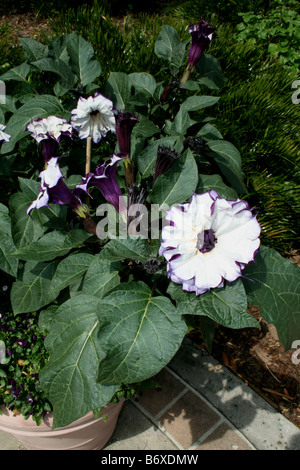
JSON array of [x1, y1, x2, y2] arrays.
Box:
[[1, 10, 299, 432]]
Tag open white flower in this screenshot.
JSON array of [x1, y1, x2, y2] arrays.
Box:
[[159, 191, 261, 295], [70, 93, 116, 143], [27, 116, 72, 144], [0, 124, 11, 143]]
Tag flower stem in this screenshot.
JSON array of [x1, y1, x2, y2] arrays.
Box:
[[179, 67, 192, 88], [85, 136, 92, 175]]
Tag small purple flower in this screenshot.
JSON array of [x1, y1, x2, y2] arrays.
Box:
[[114, 111, 139, 155], [74, 154, 127, 221], [27, 116, 72, 163], [16, 339, 27, 347], [27, 157, 88, 219], [187, 19, 215, 69], [159, 191, 261, 296]]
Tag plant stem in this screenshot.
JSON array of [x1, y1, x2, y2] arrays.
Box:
[[85, 136, 92, 175]]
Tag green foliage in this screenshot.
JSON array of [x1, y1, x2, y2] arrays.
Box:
[[0, 309, 52, 425], [1, 18, 300, 429], [234, 1, 300, 71], [0, 24, 22, 75]]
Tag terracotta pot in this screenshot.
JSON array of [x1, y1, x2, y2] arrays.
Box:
[[0, 399, 124, 450]]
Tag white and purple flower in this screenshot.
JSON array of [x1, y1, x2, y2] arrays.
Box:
[[27, 116, 72, 163], [27, 157, 88, 218], [74, 154, 127, 221], [71, 93, 116, 143], [0, 124, 11, 143], [159, 191, 261, 295]]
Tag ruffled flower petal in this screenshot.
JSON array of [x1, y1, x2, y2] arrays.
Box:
[[71, 93, 116, 143], [160, 191, 261, 295]]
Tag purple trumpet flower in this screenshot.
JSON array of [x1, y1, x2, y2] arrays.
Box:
[[187, 19, 216, 69], [74, 154, 127, 221], [114, 111, 139, 155], [27, 157, 88, 219], [153, 146, 179, 183]]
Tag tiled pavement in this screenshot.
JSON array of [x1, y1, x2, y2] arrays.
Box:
[[1, 337, 300, 451]]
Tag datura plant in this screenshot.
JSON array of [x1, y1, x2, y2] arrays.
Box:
[[0, 20, 299, 429]]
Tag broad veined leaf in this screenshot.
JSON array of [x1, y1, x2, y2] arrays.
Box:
[[10, 260, 59, 314], [206, 139, 246, 193], [181, 95, 220, 112], [105, 72, 131, 110], [97, 282, 187, 384], [154, 25, 187, 68], [13, 229, 92, 261], [129, 72, 157, 97], [197, 174, 238, 199], [50, 252, 94, 294], [243, 245, 300, 349], [9, 192, 45, 249], [167, 279, 259, 330], [39, 294, 118, 428], [0, 62, 31, 83], [100, 238, 154, 263], [151, 148, 198, 209], [66, 35, 101, 86], [1, 95, 66, 154], [0, 204, 18, 277], [31, 58, 77, 88], [82, 257, 121, 298], [19, 37, 49, 62]]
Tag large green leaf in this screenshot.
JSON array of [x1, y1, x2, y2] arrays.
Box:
[[11, 260, 59, 314], [66, 35, 101, 86], [1, 95, 66, 154], [195, 54, 226, 90], [151, 148, 198, 209], [167, 280, 259, 330], [97, 282, 187, 384], [0, 62, 31, 83], [13, 229, 91, 261], [197, 174, 238, 199], [0, 204, 18, 277], [50, 252, 94, 294], [100, 238, 154, 263], [19, 37, 49, 62], [105, 72, 131, 110], [181, 95, 220, 112], [154, 25, 186, 68], [31, 58, 77, 89], [82, 257, 121, 298], [206, 139, 246, 193], [39, 294, 118, 428], [243, 245, 300, 349], [9, 192, 45, 249], [129, 72, 156, 97]]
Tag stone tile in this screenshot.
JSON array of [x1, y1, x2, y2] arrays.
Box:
[[104, 401, 179, 450], [158, 390, 220, 449], [135, 368, 186, 417], [196, 422, 254, 450]]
